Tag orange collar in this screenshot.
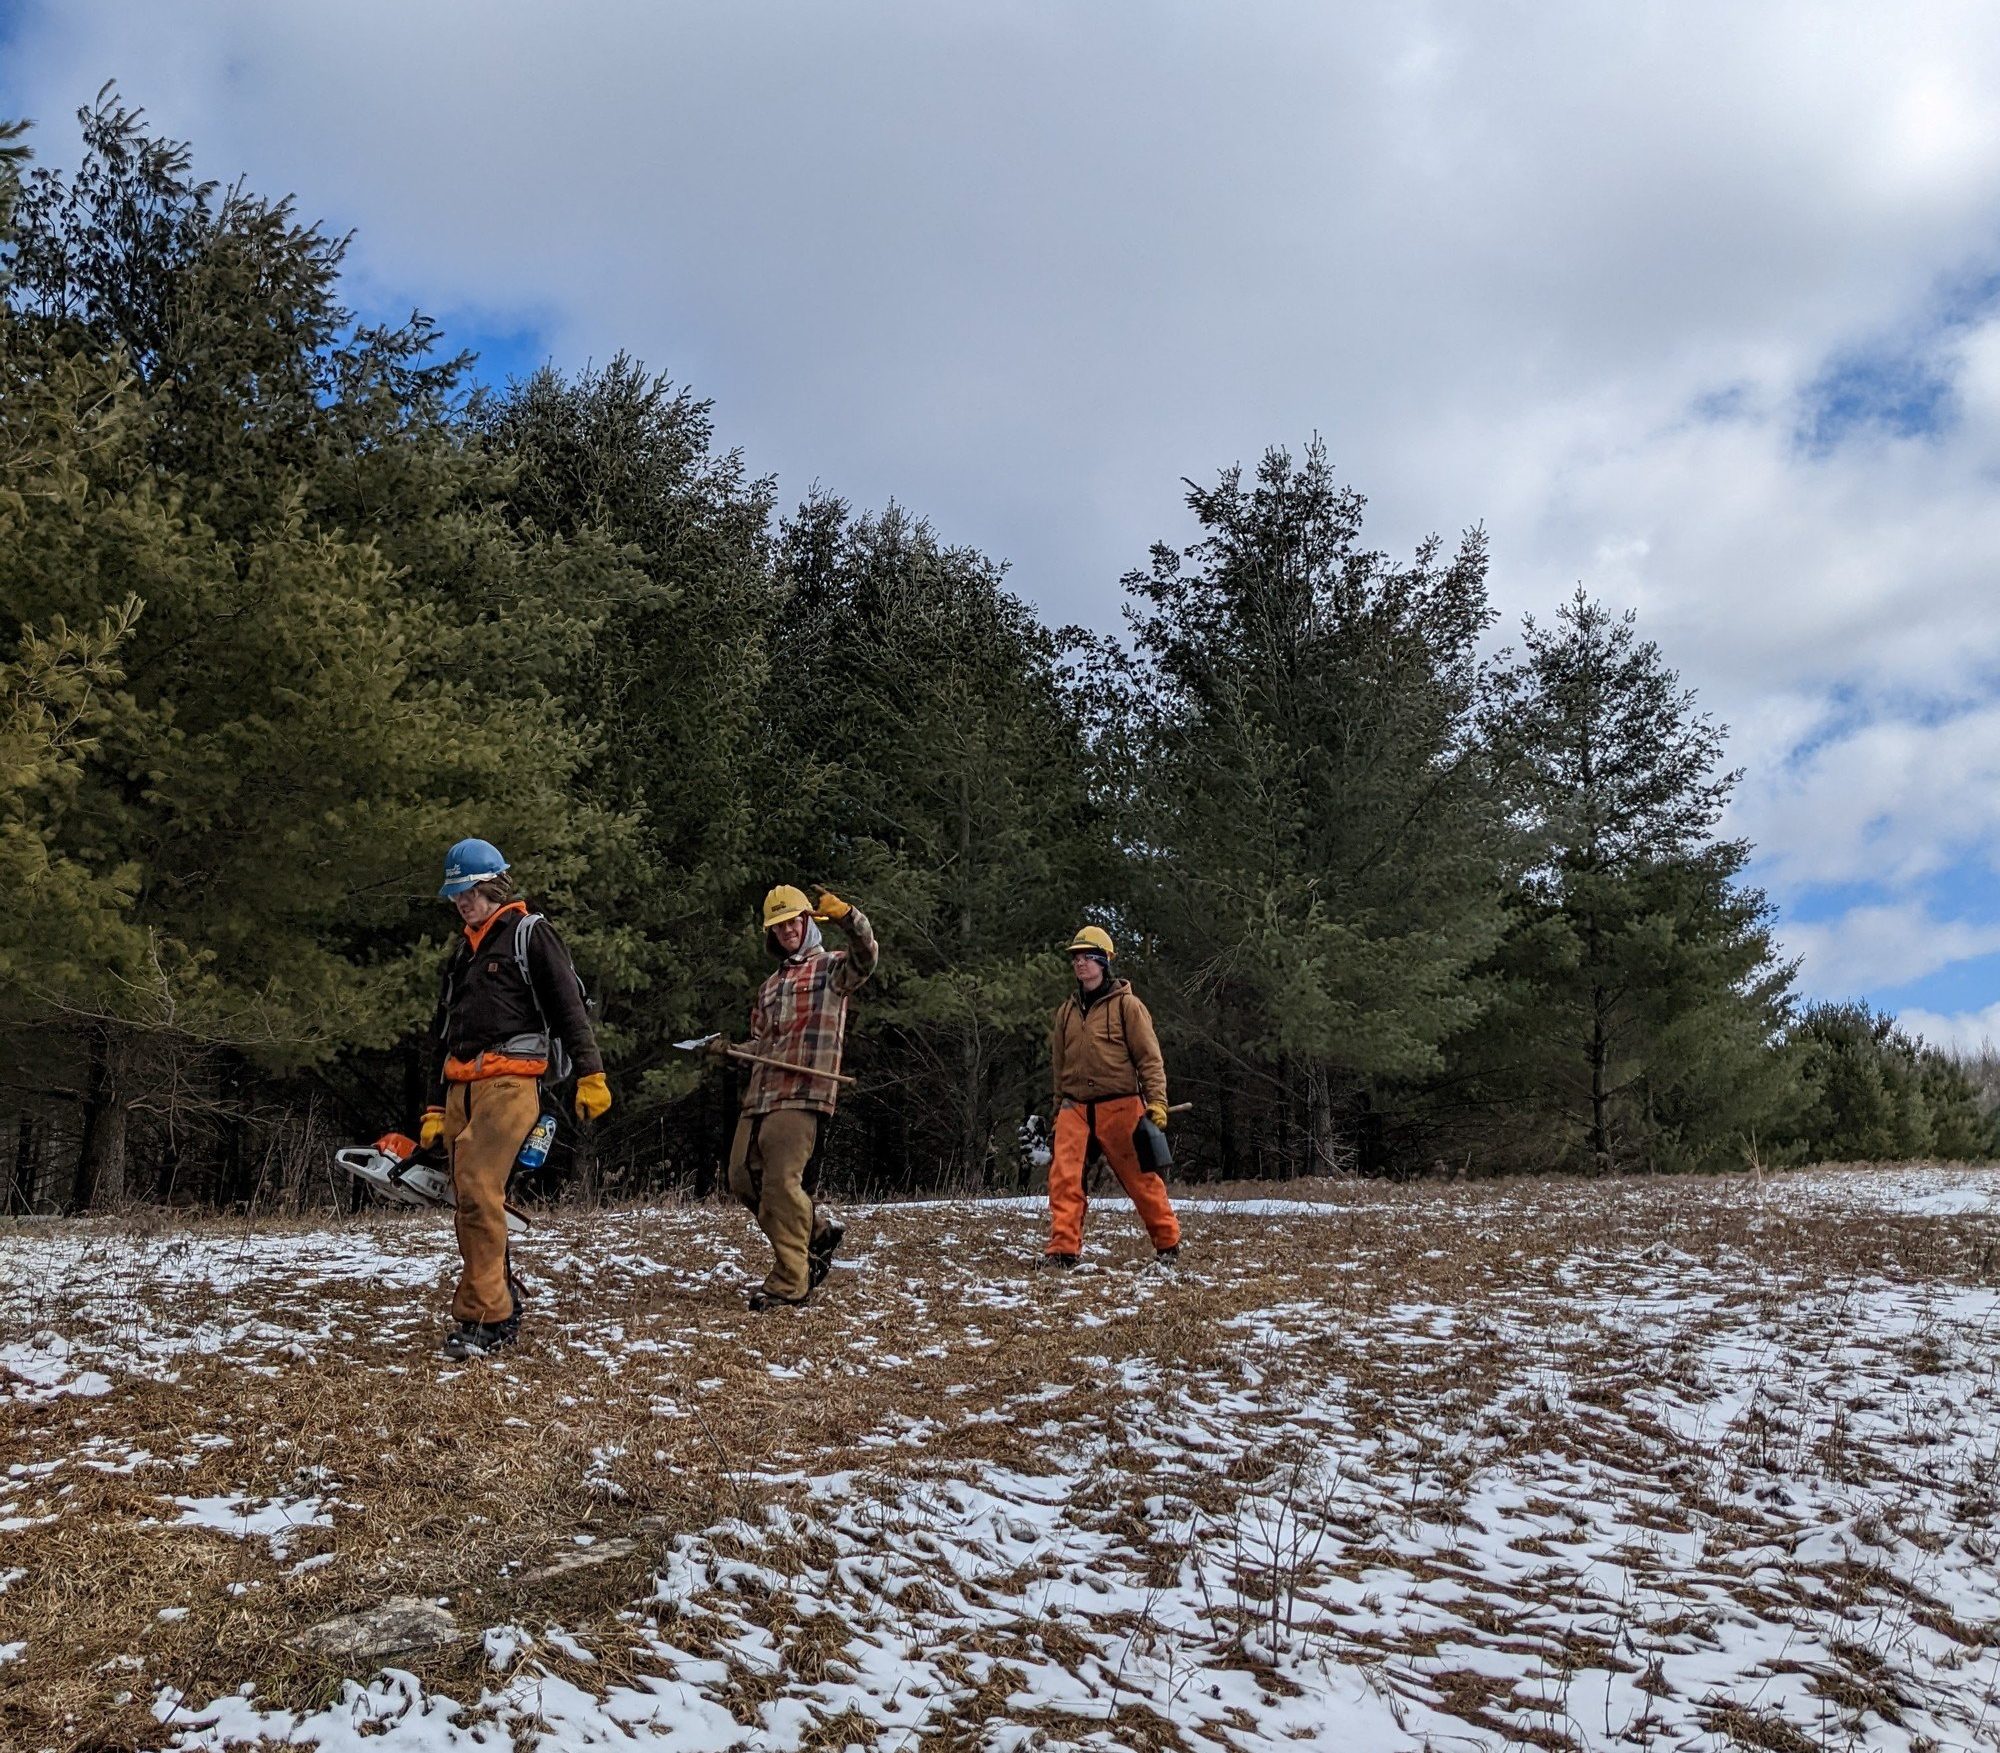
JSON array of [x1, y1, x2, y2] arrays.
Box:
[[464, 899, 528, 954]]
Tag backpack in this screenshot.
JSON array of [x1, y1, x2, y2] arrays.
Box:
[[512, 912, 586, 1085], [439, 911, 588, 1086]]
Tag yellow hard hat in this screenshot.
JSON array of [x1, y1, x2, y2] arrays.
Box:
[[762, 884, 815, 931], [1065, 925, 1115, 958]]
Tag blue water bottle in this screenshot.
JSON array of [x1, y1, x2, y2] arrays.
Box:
[[516, 1113, 558, 1171]]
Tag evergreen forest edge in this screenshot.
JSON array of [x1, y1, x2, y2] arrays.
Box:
[[2, 94, 1990, 1214]]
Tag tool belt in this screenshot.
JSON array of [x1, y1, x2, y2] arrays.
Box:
[[444, 1032, 554, 1083]]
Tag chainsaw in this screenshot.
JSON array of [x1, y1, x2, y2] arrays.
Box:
[[333, 1132, 530, 1235]]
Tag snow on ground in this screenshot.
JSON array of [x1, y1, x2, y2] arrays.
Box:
[[0, 1332, 112, 1402], [3, 1164, 2000, 1751], [1780, 1165, 2000, 1220], [167, 1492, 336, 1560]]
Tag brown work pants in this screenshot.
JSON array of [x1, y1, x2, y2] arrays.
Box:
[[443, 1075, 538, 1323], [1047, 1094, 1180, 1256], [727, 1108, 829, 1301]]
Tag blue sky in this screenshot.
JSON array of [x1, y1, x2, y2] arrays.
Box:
[[8, 1, 2000, 1043], [436, 319, 549, 394]]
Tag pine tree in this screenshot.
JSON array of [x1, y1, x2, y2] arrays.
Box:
[[1478, 589, 1796, 1171], [1117, 440, 1512, 1174]]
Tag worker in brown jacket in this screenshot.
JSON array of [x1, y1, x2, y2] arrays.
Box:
[[1045, 925, 1180, 1268]]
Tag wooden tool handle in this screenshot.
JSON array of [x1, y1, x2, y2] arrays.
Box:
[[725, 1045, 858, 1088]]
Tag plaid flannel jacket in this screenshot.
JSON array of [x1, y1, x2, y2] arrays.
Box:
[[744, 905, 879, 1116]]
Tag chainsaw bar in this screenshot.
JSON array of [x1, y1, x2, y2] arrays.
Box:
[[334, 1146, 529, 1235]]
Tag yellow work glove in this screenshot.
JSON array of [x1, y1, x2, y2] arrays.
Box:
[[419, 1108, 446, 1150], [704, 1035, 733, 1060], [814, 888, 852, 921], [574, 1072, 612, 1123], [1146, 1102, 1169, 1132]]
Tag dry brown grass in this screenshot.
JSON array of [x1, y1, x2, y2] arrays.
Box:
[[0, 1168, 1996, 1749]]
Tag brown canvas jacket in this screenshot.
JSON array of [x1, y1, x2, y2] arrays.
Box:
[[1050, 978, 1167, 1111]]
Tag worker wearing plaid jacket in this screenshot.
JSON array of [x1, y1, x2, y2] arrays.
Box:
[[723, 884, 878, 1309]]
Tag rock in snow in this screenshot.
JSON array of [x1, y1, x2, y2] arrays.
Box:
[[294, 1597, 461, 1666]]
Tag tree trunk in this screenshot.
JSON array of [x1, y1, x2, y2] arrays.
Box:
[[1215, 994, 1237, 1186], [9, 1113, 41, 1214], [1588, 989, 1611, 1172], [954, 770, 986, 1186], [219, 1051, 253, 1208], [572, 1121, 601, 1206], [1280, 1057, 1297, 1178], [960, 1029, 987, 1187], [694, 1067, 720, 1200], [1307, 1061, 1342, 1176], [894, 1082, 912, 1196], [73, 1027, 131, 1211], [1218, 1070, 1236, 1187]]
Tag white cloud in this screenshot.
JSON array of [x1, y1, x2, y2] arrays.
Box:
[[9, 1, 2000, 1004], [1740, 704, 2000, 895], [1891, 1003, 2000, 1055], [1781, 904, 2000, 1000]]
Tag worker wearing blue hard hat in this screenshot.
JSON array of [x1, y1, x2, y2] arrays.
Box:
[[421, 837, 610, 1358]]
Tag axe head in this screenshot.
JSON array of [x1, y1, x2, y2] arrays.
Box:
[[1132, 1115, 1174, 1177]]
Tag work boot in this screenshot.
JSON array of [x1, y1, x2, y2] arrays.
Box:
[[808, 1222, 846, 1291], [442, 1314, 519, 1360], [1041, 1252, 1079, 1272], [748, 1287, 810, 1312], [1154, 1246, 1180, 1269]]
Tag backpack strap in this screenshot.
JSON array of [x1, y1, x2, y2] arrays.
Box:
[[513, 912, 545, 1015], [513, 913, 577, 1083], [514, 913, 554, 1078]]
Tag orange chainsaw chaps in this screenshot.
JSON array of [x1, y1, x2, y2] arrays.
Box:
[[1046, 1094, 1179, 1256]]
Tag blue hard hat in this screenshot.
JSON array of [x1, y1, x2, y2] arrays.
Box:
[[439, 838, 509, 898]]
